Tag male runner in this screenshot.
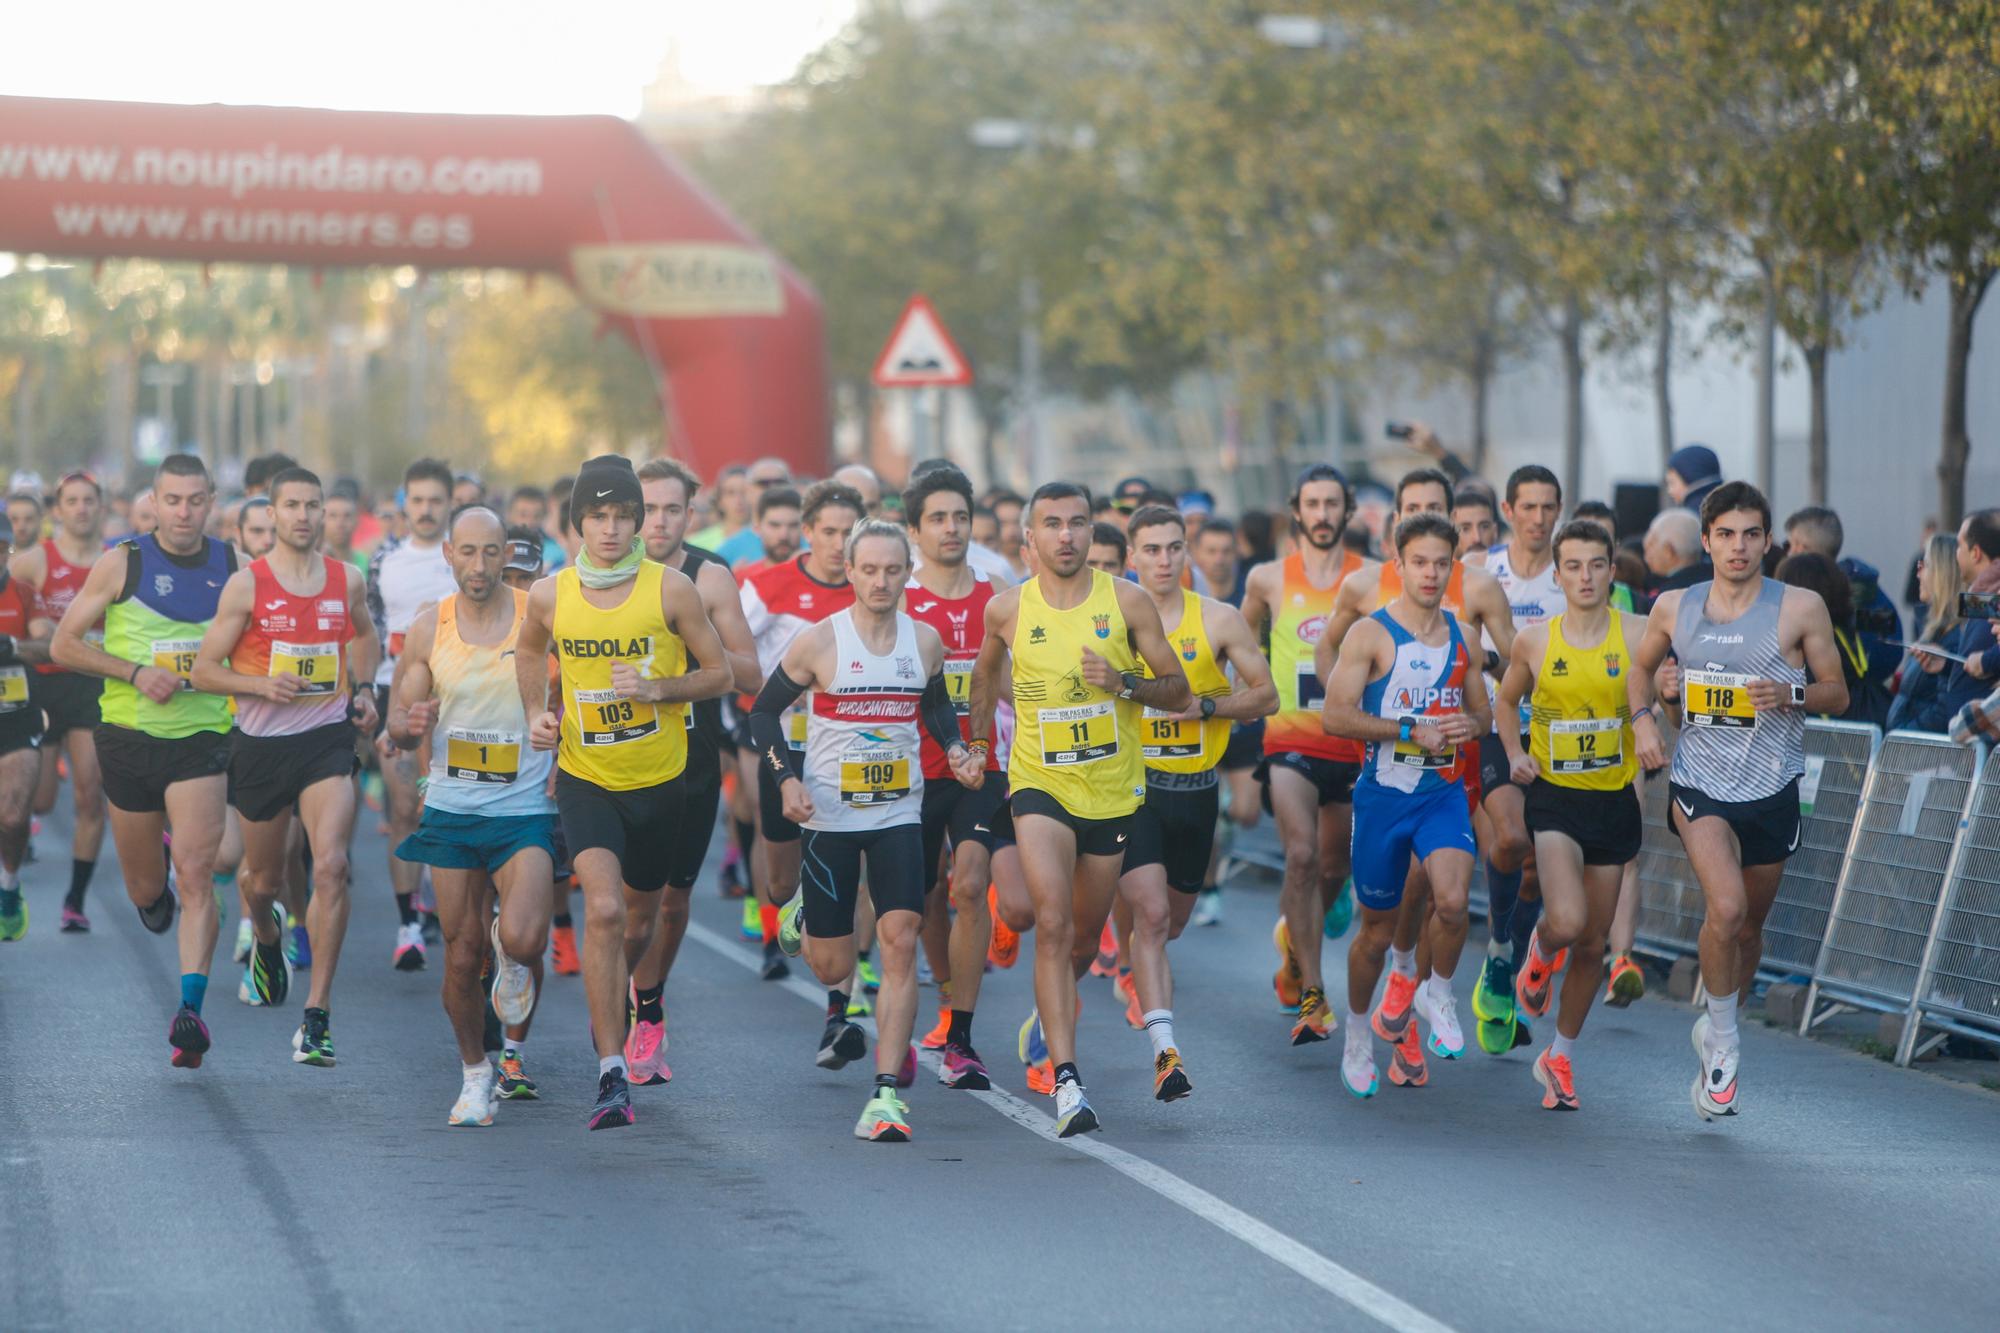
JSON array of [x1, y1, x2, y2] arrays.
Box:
[[1453, 491, 1500, 559], [968, 482, 1189, 1136], [323, 487, 367, 577], [54, 457, 238, 1064], [193, 467, 381, 1068], [1629, 481, 1845, 1122], [1470, 464, 1566, 1054], [1239, 464, 1369, 1042], [1321, 513, 1488, 1097], [515, 454, 730, 1130], [1119, 505, 1276, 1098], [368, 458, 457, 971], [899, 463, 1009, 1090], [0, 514, 54, 943], [756, 519, 982, 1140], [622, 458, 759, 1087], [1316, 468, 1515, 1084], [238, 496, 277, 560], [387, 507, 556, 1126], [12, 471, 108, 930], [740, 482, 863, 979], [727, 483, 804, 945], [1494, 519, 1645, 1109]]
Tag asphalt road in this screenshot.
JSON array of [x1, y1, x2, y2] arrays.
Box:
[[3, 799, 1997, 1333]]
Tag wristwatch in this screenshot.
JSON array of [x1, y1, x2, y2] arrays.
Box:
[[1790, 683, 1807, 707], [1398, 715, 1416, 744], [1199, 696, 1217, 721], [1118, 671, 1140, 700]]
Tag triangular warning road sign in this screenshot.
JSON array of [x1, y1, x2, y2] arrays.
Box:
[[872, 295, 973, 388]]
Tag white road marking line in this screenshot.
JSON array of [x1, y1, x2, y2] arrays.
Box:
[[685, 920, 1455, 1333]]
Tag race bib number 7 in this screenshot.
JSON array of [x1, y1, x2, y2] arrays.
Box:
[[270, 641, 339, 697], [1039, 701, 1117, 766], [945, 660, 973, 716], [574, 687, 659, 746], [1683, 671, 1756, 729]]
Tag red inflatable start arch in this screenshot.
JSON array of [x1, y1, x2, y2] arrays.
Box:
[[0, 95, 829, 479]]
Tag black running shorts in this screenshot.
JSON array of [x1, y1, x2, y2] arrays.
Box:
[[229, 721, 358, 824], [1220, 720, 1264, 772], [758, 760, 801, 845], [1477, 731, 1535, 797], [1123, 779, 1220, 894], [1524, 778, 1642, 867], [799, 823, 925, 938], [1259, 750, 1359, 811], [36, 671, 102, 737], [1668, 777, 1801, 869], [664, 736, 722, 892], [0, 707, 43, 760], [95, 723, 229, 814], [1009, 786, 1131, 859], [919, 774, 1008, 889], [555, 769, 687, 895]]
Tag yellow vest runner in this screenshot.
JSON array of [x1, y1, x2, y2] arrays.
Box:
[[1008, 568, 1143, 819], [1529, 611, 1637, 791], [1142, 588, 1231, 775], [554, 561, 688, 790]]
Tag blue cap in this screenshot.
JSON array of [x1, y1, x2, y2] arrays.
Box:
[[1666, 444, 1721, 487]]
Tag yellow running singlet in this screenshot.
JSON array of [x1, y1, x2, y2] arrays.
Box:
[[1008, 569, 1143, 819], [554, 561, 688, 790], [1529, 612, 1637, 790], [1142, 589, 1231, 775]]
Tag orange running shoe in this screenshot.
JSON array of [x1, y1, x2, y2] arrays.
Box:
[[1372, 971, 1418, 1041], [920, 1002, 952, 1050], [1089, 919, 1118, 977], [1153, 1048, 1193, 1102], [1604, 954, 1645, 1008], [1272, 917, 1302, 1012], [1516, 931, 1555, 1019], [1387, 1015, 1427, 1087], [1025, 1059, 1056, 1095], [550, 923, 580, 977], [987, 886, 1020, 968], [1533, 1046, 1579, 1110], [1117, 971, 1144, 1029], [1289, 986, 1333, 1045]]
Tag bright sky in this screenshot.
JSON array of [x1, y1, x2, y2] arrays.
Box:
[[0, 0, 856, 116]]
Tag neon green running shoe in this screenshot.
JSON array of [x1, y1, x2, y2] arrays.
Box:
[[1323, 879, 1354, 940], [858, 958, 882, 995], [0, 888, 25, 942], [740, 895, 763, 942], [854, 1086, 910, 1142], [777, 893, 804, 957], [1472, 954, 1518, 1055], [845, 990, 874, 1019]]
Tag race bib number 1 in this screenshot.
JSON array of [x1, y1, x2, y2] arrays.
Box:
[[574, 687, 659, 746], [1683, 671, 1757, 729], [445, 728, 521, 784], [270, 640, 340, 697], [1039, 701, 1117, 766]]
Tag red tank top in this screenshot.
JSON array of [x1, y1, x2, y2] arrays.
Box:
[[35, 538, 97, 675], [0, 575, 37, 716], [905, 574, 1000, 780], [232, 556, 354, 737]]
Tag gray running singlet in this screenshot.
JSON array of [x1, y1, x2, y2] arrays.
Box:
[[1668, 578, 1805, 801]]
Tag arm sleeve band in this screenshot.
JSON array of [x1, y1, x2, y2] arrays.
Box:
[[920, 672, 962, 756], [748, 664, 806, 782]]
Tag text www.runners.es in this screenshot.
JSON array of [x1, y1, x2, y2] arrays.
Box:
[[50, 202, 473, 250]]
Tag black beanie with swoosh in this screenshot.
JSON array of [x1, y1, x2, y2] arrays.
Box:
[[570, 454, 644, 529]]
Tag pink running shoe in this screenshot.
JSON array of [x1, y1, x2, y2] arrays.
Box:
[[624, 1018, 672, 1087], [60, 906, 91, 933]]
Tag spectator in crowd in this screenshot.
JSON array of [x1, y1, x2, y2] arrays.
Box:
[[718, 457, 791, 566], [1643, 506, 1707, 596], [241, 452, 295, 498], [1177, 489, 1216, 525], [1351, 481, 1393, 556], [506, 484, 548, 531], [986, 488, 1027, 579], [1784, 504, 1901, 643], [1776, 551, 1893, 726], [1942, 508, 2000, 708], [1573, 500, 1638, 610], [971, 504, 999, 551], [126, 490, 157, 540], [1663, 443, 1723, 513], [690, 464, 750, 552], [323, 485, 366, 575], [1193, 517, 1246, 605], [453, 472, 485, 509], [831, 463, 884, 516], [1888, 531, 1980, 733]]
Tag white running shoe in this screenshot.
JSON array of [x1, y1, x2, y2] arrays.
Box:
[[1191, 890, 1222, 928], [449, 1062, 497, 1127], [393, 921, 427, 972], [234, 915, 253, 964], [1415, 981, 1465, 1059], [1690, 1015, 1740, 1120], [1341, 1034, 1379, 1099], [489, 917, 536, 1025], [236, 961, 266, 1006]]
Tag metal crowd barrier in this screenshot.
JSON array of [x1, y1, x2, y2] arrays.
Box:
[[1900, 748, 2000, 1063], [1802, 731, 1982, 1036], [1764, 721, 1881, 978], [1633, 716, 1702, 960]]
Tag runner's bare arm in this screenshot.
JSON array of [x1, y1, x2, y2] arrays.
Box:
[[1457, 647, 1493, 740], [746, 623, 830, 823], [6, 545, 47, 595], [343, 559, 382, 708], [49, 546, 146, 685], [1778, 586, 1850, 717], [966, 587, 1017, 748], [191, 567, 296, 703], [1321, 619, 1408, 744], [1207, 600, 1278, 721], [1495, 625, 1544, 773], [1099, 578, 1189, 711], [695, 560, 761, 692], [1239, 560, 1276, 642], [1313, 567, 1376, 686], [386, 607, 439, 749], [1465, 565, 1516, 666], [1628, 592, 1680, 770], [8, 612, 56, 667], [515, 576, 560, 748]]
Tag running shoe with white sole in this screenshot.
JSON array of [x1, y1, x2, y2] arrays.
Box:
[[496, 1051, 538, 1099], [1690, 1015, 1739, 1121], [1515, 930, 1556, 1019], [170, 1005, 211, 1069], [817, 1017, 867, 1070], [1191, 889, 1222, 928], [1533, 1047, 1579, 1110], [292, 1008, 335, 1067], [393, 920, 427, 972], [1414, 982, 1465, 1059], [776, 892, 804, 957], [450, 1063, 498, 1127], [1053, 1079, 1099, 1137], [233, 914, 252, 964], [855, 1086, 911, 1142], [938, 1042, 991, 1090], [1017, 1008, 1047, 1066], [1341, 1036, 1379, 1099], [244, 908, 292, 1007], [588, 1069, 634, 1130], [488, 917, 536, 1025]]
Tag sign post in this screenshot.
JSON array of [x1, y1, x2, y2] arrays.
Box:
[[872, 295, 973, 468]]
